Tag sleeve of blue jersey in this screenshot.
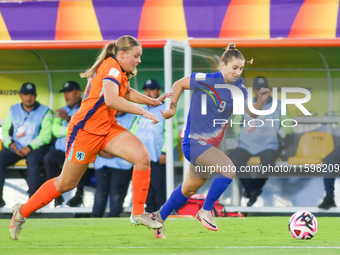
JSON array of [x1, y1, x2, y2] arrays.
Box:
[[190, 72, 212, 90]]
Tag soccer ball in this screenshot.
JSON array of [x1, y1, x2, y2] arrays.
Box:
[[288, 211, 318, 239]]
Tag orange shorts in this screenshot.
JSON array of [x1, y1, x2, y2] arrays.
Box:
[[65, 122, 126, 164]]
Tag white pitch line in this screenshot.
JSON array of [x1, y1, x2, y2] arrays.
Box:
[[1, 246, 340, 249]]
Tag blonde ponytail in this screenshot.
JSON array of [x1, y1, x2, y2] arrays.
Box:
[[246, 58, 254, 65], [80, 42, 116, 79], [80, 35, 141, 80]]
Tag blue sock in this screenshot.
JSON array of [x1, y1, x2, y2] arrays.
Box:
[[160, 185, 189, 220], [203, 174, 232, 211]]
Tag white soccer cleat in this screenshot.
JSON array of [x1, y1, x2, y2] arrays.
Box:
[[130, 212, 163, 230], [10, 203, 27, 240], [196, 208, 218, 231], [149, 211, 166, 239]]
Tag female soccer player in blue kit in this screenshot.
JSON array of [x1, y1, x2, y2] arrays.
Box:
[[150, 43, 270, 239]]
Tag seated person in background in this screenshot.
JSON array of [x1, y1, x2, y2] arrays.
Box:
[[230, 77, 292, 206], [91, 111, 137, 217], [44, 81, 89, 207], [0, 83, 53, 207], [135, 79, 178, 213], [318, 134, 340, 209]]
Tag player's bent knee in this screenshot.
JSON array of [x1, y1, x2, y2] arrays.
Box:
[[228, 171, 236, 179], [57, 183, 77, 193], [135, 153, 151, 169], [54, 178, 78, 193], [182, 184, 201, 197], [221, 170, 236, 179], [182, 190, 197, 197]]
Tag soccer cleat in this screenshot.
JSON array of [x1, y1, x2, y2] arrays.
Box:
[[10, 203, 27, 240], [149, 211, 166, 239], [196, 208, 218, 231], [130, 212, 163, 230]]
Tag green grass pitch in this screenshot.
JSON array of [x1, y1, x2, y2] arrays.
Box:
[[0, 216, 339, 254]]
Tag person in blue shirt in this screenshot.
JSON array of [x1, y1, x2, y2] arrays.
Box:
[[0, 83, 53, 207], [91, 111, 137, 217], [149, 43, 270, 239], [136, 79, 178, 213], [230, 77, 292, 207], [318, 130, 340, 209], [43, 81, 89, 207]]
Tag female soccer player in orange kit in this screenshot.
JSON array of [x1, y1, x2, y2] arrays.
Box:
[[10, 35, 173, 240]]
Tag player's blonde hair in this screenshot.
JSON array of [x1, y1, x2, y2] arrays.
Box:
[[80, 35, 141, 79], [220, 43, 253, 66]]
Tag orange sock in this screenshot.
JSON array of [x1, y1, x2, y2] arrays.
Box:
[[132, 167, 151, 215], [21, 178, 62, 218]]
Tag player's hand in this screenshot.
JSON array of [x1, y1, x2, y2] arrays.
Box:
[[142, 110, 159, 124], [258, 88, 270, 103], [98, 150, 115, 158], [160, 108, 176, 119], [55, 108, 69, 121], [159, 154, 166, 165], [154, 92, 174, 106], [10, 143, 24, 157], [19, 146, 31, 157]]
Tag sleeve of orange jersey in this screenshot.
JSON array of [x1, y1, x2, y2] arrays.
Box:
[[101, 62, 123, 94]]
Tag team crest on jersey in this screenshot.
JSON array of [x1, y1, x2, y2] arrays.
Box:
[[109, 68, 120, 78], [76, 151, 85, 161]]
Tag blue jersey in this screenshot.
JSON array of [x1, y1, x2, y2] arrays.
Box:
[[184, 71, 247, 147]]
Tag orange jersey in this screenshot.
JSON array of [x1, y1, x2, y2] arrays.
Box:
[[71, 55, 129, 135]]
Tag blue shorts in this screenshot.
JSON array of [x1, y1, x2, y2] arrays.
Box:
[[182, 137, 214, 165]]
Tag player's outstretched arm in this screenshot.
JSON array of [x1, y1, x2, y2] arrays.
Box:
[[103, 80, 143, 115], [161, 76, 190, 119], [103, 80, 159, 123], [124, 87, 174, 106], [142, 110, 160, 124]]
